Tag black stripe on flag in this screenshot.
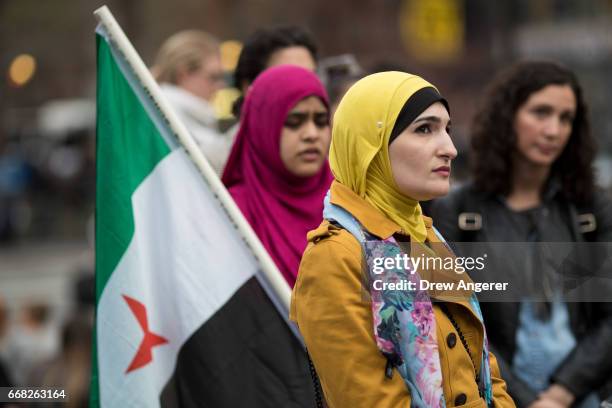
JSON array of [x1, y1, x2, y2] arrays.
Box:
[[160, 276, 316, 407]]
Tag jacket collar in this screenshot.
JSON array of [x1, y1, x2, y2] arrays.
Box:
[[330, 180, 434, 240]]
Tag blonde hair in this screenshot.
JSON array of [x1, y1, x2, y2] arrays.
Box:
[[153, 30, 220, 84]]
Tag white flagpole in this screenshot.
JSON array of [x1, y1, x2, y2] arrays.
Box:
[[93, 6, 293, 315]]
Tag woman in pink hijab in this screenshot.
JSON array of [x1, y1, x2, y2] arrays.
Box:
[[222, 65, 333, 286]]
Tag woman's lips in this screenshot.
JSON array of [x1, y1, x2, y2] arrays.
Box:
[[298, 149, 322, 162], [432, 166, 450, 177], [536, 144, 558, 155]]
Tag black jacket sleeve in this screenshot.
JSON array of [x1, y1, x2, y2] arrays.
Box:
[[550, 304, 612, 400], [551, 192, 612, 400]]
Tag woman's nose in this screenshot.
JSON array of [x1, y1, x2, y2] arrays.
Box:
[[543, 116, 563, 138], [439, 132, 457, 160], [301, 120, 320, 141]]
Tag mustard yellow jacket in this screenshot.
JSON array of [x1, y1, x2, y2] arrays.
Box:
[[290, 182, 516, 408]]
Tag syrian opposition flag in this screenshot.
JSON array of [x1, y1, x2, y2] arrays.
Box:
[[92, 8, 314, 407]]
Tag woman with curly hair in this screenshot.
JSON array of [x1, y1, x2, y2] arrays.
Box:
[[430, 61, 612, 408]]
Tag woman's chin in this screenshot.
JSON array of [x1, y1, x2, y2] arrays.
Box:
[[287, 161, 324, 178], [520, 150, 560, 168], [398, 181, 450, 201], [423, 185, 450, 201]]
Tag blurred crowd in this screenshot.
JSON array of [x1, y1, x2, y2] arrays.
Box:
[[0, 272, 93, 407]]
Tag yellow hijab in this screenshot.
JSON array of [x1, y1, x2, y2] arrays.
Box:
[[329, 72, 440, 242]]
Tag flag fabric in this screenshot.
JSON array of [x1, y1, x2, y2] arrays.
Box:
[[92, 25, 315, 407]]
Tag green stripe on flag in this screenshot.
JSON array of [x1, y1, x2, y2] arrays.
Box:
[[92, 32, 171, 407], [95, 33, 170, 297]]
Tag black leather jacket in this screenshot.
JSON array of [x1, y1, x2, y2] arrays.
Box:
[[428, 183, 612, 407]]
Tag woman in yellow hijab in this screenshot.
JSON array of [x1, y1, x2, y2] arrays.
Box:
[[290, 72, 515, 408]]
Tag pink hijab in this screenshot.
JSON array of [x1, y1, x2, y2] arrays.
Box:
[[222, 65, 332, 287]]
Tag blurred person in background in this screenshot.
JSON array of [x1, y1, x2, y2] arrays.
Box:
[[3, 302, 59, 386], [231, 25, 318, 120], [222, 65, 332, 287], [318, 54, 363, 118], [29, 313, 92, 408], [26, 270, 94, 407], [327, 72, 360, 119], [153, 30, 228, 174], [430, 61, 612, 408]]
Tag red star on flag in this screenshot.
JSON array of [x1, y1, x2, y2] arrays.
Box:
[[122, 294, 169, 373]]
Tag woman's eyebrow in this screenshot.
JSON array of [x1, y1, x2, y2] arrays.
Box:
[[530, 103, 553, 110], [412, 116, 442, 124]]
